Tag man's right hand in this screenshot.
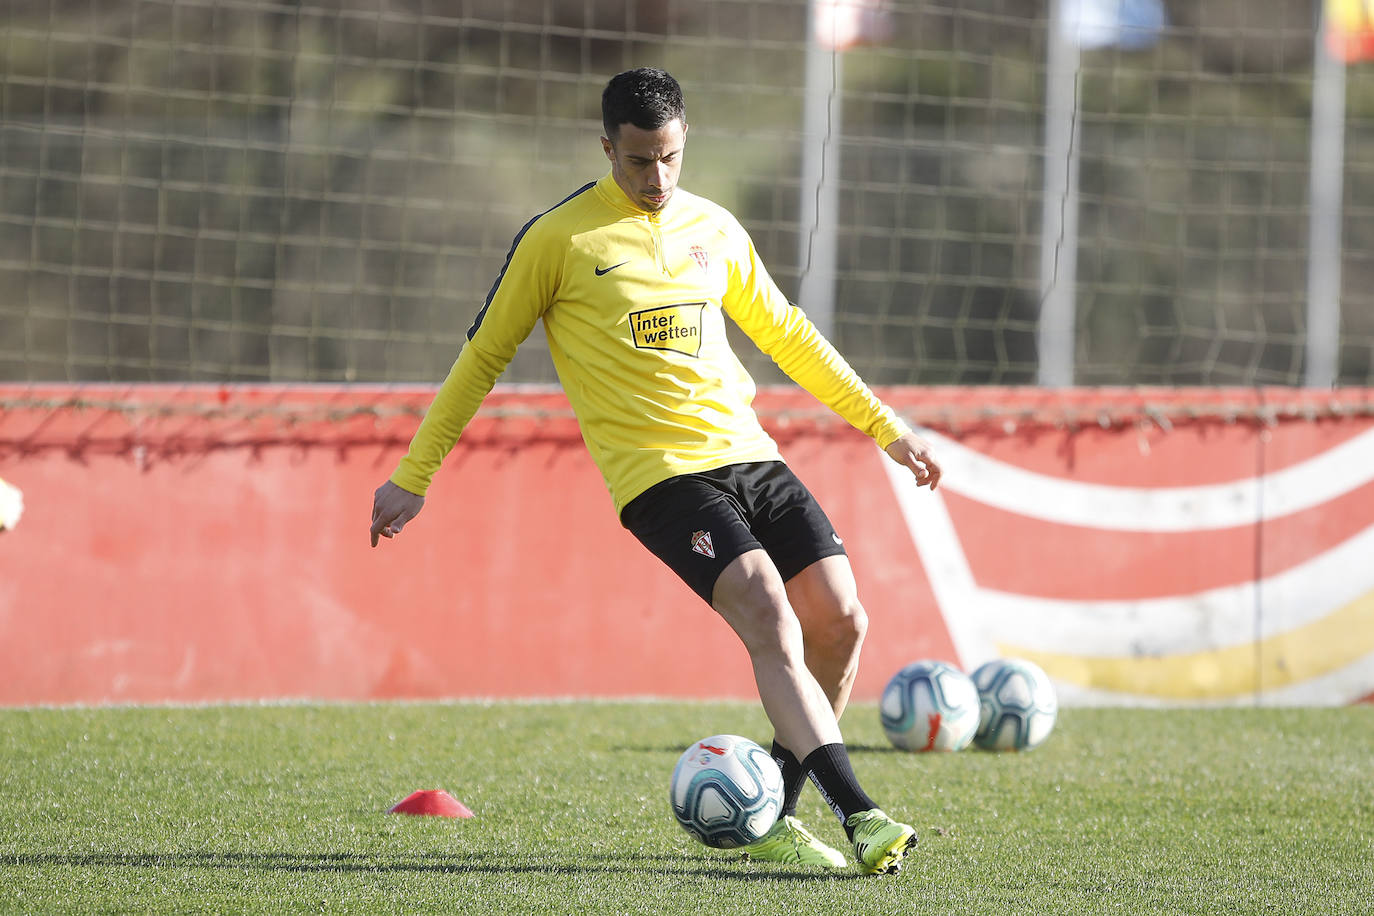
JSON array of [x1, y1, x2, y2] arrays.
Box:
[[370, 480, 425, 547]]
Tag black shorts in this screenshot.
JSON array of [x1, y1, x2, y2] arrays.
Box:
[[619, 461, 847, 605]]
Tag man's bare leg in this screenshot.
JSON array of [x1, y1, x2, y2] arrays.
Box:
[[709, 549, 839, 760], [785, 554, 868, 719]]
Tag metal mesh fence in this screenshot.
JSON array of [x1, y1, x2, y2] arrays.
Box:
[[1, 0, 1372, 387]]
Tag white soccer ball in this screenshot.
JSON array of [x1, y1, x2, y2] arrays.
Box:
[[669, 734, 783, 848], [879, 659, 980, 752], [0, 477, 22, 531], [970, 657, 1058, 751]]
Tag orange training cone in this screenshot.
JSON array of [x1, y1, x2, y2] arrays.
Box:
[[387, 789, 474, 818]]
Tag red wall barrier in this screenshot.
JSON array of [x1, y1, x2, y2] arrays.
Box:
[[0, 384, 957, 706], [2, 384, 1372, 707]]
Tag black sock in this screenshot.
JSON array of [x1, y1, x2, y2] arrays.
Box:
[[770, 741, 807, 817], [802, 743, 879, 840]]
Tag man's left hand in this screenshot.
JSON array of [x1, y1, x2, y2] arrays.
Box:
[[884, 432, 942, 490]]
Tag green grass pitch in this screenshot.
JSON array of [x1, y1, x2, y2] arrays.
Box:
[[1, 702, 1370, 914]]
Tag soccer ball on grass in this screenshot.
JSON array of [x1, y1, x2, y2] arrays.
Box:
[[669, 734, 783, 848], [879, 659, 980, 752], [970, 657, 1058, 751]]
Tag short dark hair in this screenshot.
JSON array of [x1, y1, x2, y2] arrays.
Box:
[[601, 68, 686, 141]]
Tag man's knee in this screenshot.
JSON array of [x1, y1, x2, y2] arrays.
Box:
[[820, 594, 868, 654]]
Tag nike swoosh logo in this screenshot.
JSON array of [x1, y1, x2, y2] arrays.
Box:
[[595, 260, 630, 276]]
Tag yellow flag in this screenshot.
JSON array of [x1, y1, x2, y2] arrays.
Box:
[[1326, 0, 1374, 61]]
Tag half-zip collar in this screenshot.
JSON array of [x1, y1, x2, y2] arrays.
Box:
[[595, 171, 678, 219], [596, 171, 672, 274]]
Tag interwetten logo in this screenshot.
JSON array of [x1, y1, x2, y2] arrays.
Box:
[[630, 303, 705, 357]]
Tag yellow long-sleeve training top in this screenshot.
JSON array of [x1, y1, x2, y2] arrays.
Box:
[[390, 172, 911, 515]]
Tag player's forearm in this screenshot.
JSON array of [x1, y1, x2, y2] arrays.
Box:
[[764, 312, 911, 449], [390, 341, 507, 495]]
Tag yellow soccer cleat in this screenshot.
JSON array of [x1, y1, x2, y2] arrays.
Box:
[[846, 809, 918, 875], [742, 815, 848, 868]]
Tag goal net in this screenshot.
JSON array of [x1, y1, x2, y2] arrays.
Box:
[[1, 0, 1371, 387]]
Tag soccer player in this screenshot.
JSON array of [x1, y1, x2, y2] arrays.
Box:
[[370, 68, 942, 874]]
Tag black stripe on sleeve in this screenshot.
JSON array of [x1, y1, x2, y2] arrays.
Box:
[[467, 180, 598, 340]]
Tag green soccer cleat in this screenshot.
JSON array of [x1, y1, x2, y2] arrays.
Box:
[[742, 815, 848, 868], [846, 809, 918, 875]]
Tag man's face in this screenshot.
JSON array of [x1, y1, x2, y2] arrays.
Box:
[[601, 118, 687, 212]]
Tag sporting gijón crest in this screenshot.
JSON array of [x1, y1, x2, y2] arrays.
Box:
[[690, 530, 715, 558], [689, 245, 709, 271]]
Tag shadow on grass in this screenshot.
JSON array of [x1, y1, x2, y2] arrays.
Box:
[[0, 851, 861, 883]]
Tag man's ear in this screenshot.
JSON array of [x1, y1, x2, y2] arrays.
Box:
[[601, 135, 614, 162]]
